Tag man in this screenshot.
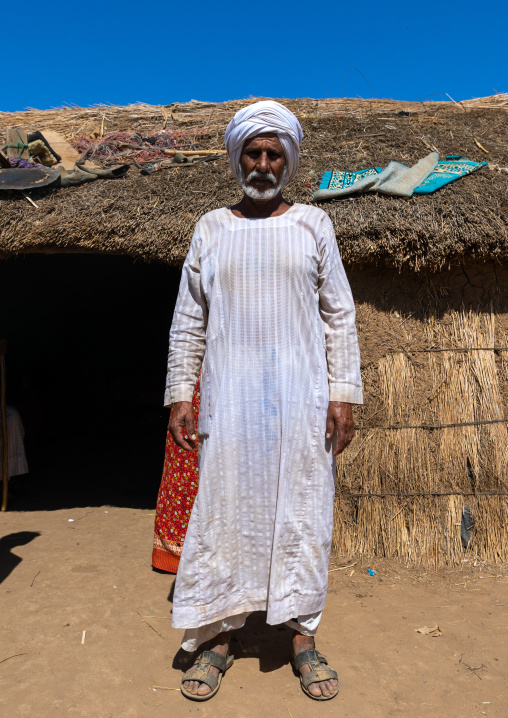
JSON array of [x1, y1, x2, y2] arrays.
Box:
[[165, 101, 362, 702]]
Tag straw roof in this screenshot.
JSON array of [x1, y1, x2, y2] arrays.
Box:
[[1, 95, 507, 271]]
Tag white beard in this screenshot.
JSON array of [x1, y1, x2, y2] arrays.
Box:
[[239, 165, 288, 200]]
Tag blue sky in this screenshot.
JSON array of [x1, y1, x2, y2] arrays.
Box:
[[2, 0, 506, 111]]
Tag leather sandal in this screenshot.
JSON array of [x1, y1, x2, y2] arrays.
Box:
[[181, 649, 234, 701], [292, 649, 339, 701], [76, 162, 130, 178]]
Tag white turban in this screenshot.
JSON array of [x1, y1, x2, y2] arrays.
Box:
[[224, 100, 303, 185]]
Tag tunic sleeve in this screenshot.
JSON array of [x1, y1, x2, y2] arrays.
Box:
[[317, 215, 363, 405], [164, 228, 208, 407]]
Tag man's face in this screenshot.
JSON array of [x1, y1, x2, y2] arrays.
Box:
[[239, 133, 287, 200]]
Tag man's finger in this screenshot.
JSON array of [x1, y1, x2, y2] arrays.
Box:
[[185, 413, 197, 443], [171, 423, 196, 451], [334, 442, 347, 457], [333, 418, 354, 456], [183, 414, 197, 450], [168, 404, 197, 451], [177, 437, 196, 451], [325, 413, 335, 440]]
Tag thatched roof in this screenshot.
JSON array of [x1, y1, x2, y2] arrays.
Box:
[[1, 95, 507, 271]]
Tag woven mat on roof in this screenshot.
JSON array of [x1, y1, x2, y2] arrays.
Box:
[[314, 155, 487, 200]]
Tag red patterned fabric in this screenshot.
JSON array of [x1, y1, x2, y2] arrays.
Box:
[[152, 379, 200, 573]]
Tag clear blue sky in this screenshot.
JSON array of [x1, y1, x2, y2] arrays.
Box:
[[3, 0, 506, 111]]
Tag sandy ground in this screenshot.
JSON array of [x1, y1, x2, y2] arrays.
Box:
[[1, 505, 507, 718]]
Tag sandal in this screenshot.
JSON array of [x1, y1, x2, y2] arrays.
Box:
[[181, 650, 234, 701], [292, 649, 339, 701]]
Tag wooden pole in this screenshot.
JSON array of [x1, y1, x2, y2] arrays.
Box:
[[4, 128, 29, 159], [115, 143, 226, 156], [1, 352, 8, 511]]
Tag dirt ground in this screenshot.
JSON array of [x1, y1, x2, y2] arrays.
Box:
[[1, 506, 507, 718]]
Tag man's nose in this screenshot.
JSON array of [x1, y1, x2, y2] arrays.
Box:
[[257, 151, 270, 172]]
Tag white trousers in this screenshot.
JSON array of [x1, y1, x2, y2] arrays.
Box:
[[181, 610, 322, 652]]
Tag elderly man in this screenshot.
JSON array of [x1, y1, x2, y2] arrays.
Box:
[[165, 101, 362, 702]]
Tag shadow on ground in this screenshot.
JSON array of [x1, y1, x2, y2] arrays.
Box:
[[0, 531, 40, 584], [171, 612, 293, 676]]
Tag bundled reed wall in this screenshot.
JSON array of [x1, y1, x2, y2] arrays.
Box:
[[332, 263, 508, 567]]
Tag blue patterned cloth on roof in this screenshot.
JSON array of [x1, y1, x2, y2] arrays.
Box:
[[315, 155, 486, 200], [319, 167, 383, 191], [413, 156, 487, 194]]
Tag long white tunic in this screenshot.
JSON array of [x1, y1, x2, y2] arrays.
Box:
[[165, 204, 362, 629]]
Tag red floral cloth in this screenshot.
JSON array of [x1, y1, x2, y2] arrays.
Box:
[[152, 379, 200, 573]]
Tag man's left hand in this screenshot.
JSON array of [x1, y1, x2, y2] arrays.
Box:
[[326, 401, 355, 456]]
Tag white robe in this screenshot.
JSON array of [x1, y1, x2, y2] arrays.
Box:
[[165, 204, 362, 630]]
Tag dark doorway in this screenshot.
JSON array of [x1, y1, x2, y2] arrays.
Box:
[[0, 253, 182, 510]]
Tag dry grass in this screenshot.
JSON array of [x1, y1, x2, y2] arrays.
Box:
[[1, 95, 507, 270], [1, 94, 506, 140], [333, 308, 508, 567]]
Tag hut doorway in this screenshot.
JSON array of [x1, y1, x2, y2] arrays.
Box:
[[1, 253, 182, 510]]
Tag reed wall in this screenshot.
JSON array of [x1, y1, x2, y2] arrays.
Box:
[[332, 260, 508, 566]]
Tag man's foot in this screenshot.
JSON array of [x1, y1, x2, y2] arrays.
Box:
[[182, 632, 230, 697], [292, 633, 339, 699]]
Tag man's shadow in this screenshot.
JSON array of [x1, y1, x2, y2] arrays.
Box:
[[232, 612, 293, 673], [0, 531, 40, 584], [167, 578, 175, 603], [172, 610, 292, 674]]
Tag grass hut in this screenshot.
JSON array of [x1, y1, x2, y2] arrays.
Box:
[[1, 95, 507, 565]]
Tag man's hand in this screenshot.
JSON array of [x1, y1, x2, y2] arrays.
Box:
[[169, 401, 197, 451], [326, 401, 355, 456]]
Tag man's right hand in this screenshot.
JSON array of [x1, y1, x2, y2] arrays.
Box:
[[169, 401, 197, 451]]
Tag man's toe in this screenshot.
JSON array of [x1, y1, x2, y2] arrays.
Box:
[[196, 682, 211, 696], [325, 678, 339, 695], [308, 683, 322, 697]]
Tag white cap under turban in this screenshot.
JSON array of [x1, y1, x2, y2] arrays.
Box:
[[224, 100, 304, 185]]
